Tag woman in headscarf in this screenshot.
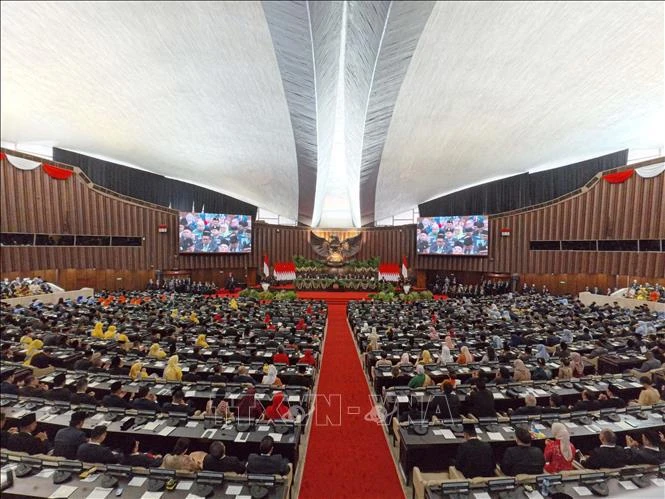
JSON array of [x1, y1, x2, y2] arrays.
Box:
[[559, 329, 574, 345], [189, 312, 199, 324], [23, 339, 44, 366], [163, 355, 183, 382], [91, 322, 104, 338], [428, 326, 440, 340], [491, 335, 503, 350], [129, 361, 148, 381], [444, 335, 455, 350], [261, 365, 283, 387], [295, 318, 306, 331], [513, 359, 532, 382], [366, 328, 379, 352], [195, 334, 209, 349], [408, 364, 433, 388], [236, 387, 264, 419], [229, 298, 238, 311], [535, 344, 550, 361], [148, 343, 167, 360], [103, 325, 117, 340], [570, 352, 585, 377], [399, 353, 413, 366], [456, 346, 472, 365], [299, 349, 316, 367], [557, 358, 573, 380], [544, 423, 576, 472], [439, 345, 454, 365], [418, 350, 433, 365], [264, 391, 292, 420]]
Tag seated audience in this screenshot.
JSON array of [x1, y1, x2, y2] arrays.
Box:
[[500, 427, 545, 476], [532, 358, 551, 381], [102, 381, 132, 409], [163, 389, 196, 416], [570, 352, 585, 377], [6, 412, 50, 455], [163, 355, 183, 382], [203, 441, 245, 473], [261, 365, 284, 386], [544, 423, 576, 472], [513, 394, 542, 416], [162, 437, 200, 471], [512, 359, 531, 382], [76, 425, 119, 464], [494, 367, 511, 385], [581, 429, 627, 469], [468, 379, 496, 418], [233, 366, 256, 385], [132, 385, 162, 411], [272, 346, 290, 365], [237, 387, 265, 419], [148, 343, 167, 360], [625, 431, 665, 465], [19, 375, 47, 398], [429, 380, 460, 420], [635, 351, 662, 373], [1, 370, 19, 395], [635, 376, 661, 406], [264, 391, 292, 420], [557, 358, 573, 380], [70, 378, 99, 406], [439, 346, 453, 365], [455, 423, 495, 478], [120, 439, 163, 468], [299, 349, 316, 367], [246, 436, 290, 475], [573, 390, 601, 412], [0, 412, 18, 447], [456, 346, 472, 365], [408, 365, 433, 388], [46, 372, 72, 402], [53, 411, 88, 459]]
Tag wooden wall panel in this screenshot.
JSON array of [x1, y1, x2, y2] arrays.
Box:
[[1, 152, 663, 289]]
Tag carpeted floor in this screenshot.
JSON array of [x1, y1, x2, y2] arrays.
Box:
[[298, 298, 404, 499]]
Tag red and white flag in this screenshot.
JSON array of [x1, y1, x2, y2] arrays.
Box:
[[263, 255, 270, 277], [401, 256, 408, 279]]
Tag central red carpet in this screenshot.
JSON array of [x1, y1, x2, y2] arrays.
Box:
[[299, 298, 404, 499]]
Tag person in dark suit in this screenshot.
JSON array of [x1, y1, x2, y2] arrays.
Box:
[[246, 436, 290, 475], [203, 441, 245, 473], [0, 412, 17, 449], [7, 413, 50, 455], [0, 370, 19, 396], [427, 380, 460, 420], [53, 411, 88, 459], [581, 429, 628, 469], [120, 439, 162, 468], [625, 431, 665, 465], [76, 425, 119, 464], [233, 366, 256, 385], [500, 427, 545, 476], [512, 394, 543, 416], [468, 379, 496, 418], [598, 386, 627, 410], [455, 424, 495, 478], [131, 386, 161, 412], [572, 390, 601, 412], [102, 381, 132, 409], [45, 372, 72, 402], [70, 378, 99, 406], [18, 375, 47, 398], [162, 389, 196, 416], [72, 350, 94, 371]]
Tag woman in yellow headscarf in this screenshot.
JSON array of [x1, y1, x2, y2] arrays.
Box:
[[148, 343, 167, 360], [116, 332, 130, 351], [163, 355, 183, 382], [189, 311, 199, 324], [418, 350, 433, 365], [129, 361, 148, 380], [195, 334, 209, 349], [229, 298, 238, 311], [20, 333, 33, 346], [91, 322, 104, 338], [170, 308, 179, 319], [103, 325, 117, 340], [23, 339, 44, 366]]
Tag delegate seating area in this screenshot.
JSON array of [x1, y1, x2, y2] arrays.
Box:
[[0, 292, 327, 497], [348, 294, 665, 493]]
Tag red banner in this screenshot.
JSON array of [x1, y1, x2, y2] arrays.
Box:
[[42, 163, 74, 180], [602, 169, 634, 184]]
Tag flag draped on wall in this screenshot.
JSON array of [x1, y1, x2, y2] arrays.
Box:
[[3, 153, 73, 179], [635, 162, 665, 178]]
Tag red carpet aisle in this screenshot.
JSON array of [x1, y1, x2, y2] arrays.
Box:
[[299, 299, 404, 499]]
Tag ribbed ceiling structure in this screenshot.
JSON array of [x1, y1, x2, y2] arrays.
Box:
[[1, 1, 663, 226]]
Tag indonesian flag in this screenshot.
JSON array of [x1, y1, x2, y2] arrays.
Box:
[[263, 255, 270, 277], [401, 256, 408, 279]]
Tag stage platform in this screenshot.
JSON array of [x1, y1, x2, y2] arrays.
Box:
[[578, 291, 665, 312], [1, 287, 95, 307]]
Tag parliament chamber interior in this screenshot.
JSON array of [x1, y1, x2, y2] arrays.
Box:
[[1, 1, 664, 499]]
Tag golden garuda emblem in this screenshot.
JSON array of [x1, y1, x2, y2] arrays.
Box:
[[309, 232, 363, 267]]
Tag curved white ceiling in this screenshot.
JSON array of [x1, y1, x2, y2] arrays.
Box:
[[1, 1, 663, 226], [375, 1, 664, 220], [0, 1, 299, 218]]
